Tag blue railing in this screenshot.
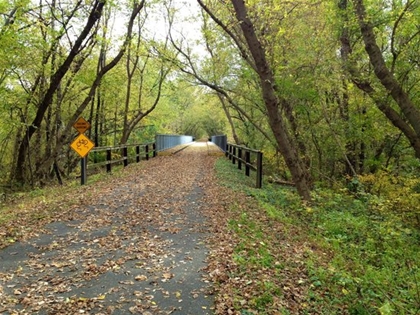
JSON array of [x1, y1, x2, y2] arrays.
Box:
[[155, 134, 194, 152], [210, 135, 227, 152]]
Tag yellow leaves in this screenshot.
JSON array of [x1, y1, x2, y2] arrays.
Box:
[[13, 288, 22, 295], [62, 294, 106, 307], [357, 171, 420, 222], [276, 27, 286, 38], [161, 272, 174, 282], [134, 275, 147, 281], [378, 301, 393, 315]]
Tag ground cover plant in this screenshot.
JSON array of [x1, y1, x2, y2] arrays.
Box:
[[215, 158, 420, 314]]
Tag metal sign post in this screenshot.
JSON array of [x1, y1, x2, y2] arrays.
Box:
[[81, 156, 87, 185]]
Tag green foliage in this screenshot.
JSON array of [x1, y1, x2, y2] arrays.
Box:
[[305, 189, 420, 314], [216, 157, 420, 314], [356, 171, 420, 227], [309, 189, 420, 314], [229, 211, 275, 271], [215, 157, 258, 190]]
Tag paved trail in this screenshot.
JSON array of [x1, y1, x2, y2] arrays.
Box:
[[0, 142, 223, 314]]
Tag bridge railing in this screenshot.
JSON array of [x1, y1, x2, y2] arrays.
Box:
[[155, 134, 194, 152], [225, 143, 263, 188], [210, 135, 227, 152]]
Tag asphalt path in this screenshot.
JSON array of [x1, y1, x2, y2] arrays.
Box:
[[0, 142, 223, 314]]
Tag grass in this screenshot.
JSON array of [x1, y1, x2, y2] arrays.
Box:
[[215, 157, 420, 314]]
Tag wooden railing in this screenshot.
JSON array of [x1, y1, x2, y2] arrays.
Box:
[[225, 143, 263, 188], [89, 142, 156, 172], [78, 142, 156, 185]]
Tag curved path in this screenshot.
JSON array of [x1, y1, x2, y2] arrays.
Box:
[[0, 142, 223, 314]]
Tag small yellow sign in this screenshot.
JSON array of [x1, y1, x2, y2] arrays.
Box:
[[70, 133, 95, 158], [73, 117, 91, 134]]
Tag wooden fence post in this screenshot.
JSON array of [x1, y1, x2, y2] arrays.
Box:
[[256, 151, 263, 188], [136, 145, 140, 163], [146, 144, 149, 160], [224, 143, 263, 188], [245, 151, 250, 176], [106, 148, 112, 173], [232, 146, 236, 164], [123, 146, 128, 167]]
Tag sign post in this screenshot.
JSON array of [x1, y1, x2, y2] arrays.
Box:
[[70, 117, 94, 185], [81, 157, 87, 186]]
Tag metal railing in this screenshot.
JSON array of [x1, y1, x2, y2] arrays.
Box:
[[155, 134, 194, 152], [210, 135, 227, 152], [225, 143, 263, 188]]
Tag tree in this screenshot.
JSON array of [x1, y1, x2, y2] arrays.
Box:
[[161, 1, 275, 148], [350, 0, 420, 159], [13, 0, 106, 183], [35, 1, 146, 178], [6, 0, 146, 184], [120, 32, 172, 144], [199, 0, 312, 200]]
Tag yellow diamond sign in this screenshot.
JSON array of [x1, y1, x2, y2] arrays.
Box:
[[73, 117, 91, 134], [70, 133, 95, 158]]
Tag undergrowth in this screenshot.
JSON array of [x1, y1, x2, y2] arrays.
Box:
[[215, 158, 420, 314]]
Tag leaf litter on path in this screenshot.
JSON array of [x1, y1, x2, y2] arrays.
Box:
[[0, 142, 222, 314]]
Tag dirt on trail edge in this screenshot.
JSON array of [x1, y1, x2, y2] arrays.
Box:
[[0, 142, 232, 314]]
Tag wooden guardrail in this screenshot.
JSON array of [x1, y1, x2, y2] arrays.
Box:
[[225, 143, 263, 188], [77, 142, 156, 185], [88, 142, 156, 172]]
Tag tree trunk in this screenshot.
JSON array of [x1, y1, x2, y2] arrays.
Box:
[[339, 0, 358, 176], [230, 0, 312, 201], [121, 16, 145, 145], [218, 93, 241, 144], [14, 0, 105, 183], [353, 0, 420, 158], [200, 13, 242, 146]]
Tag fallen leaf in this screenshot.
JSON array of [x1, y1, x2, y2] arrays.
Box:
[[135, 275, 147, 281]]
